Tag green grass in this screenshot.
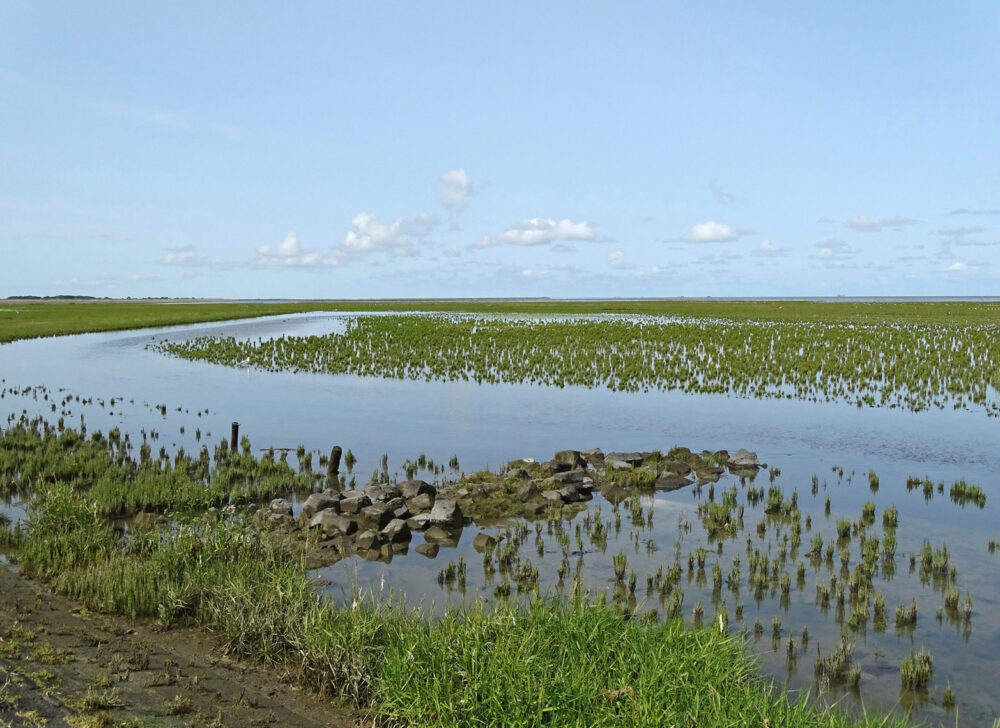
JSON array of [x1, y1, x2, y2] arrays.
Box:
[[4, 298, 1000, 344], [158, 313, 1000, 415], [1, 424, 913, 728]]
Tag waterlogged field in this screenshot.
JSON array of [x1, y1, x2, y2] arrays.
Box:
[[1, 309, 1000, 726], [157, 314, 1000, 415]]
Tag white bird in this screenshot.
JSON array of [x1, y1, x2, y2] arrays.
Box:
[[237, 358, 251, 368]]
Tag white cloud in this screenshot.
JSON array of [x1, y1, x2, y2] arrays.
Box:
[[162, 245, 208, 266], [752, 240, 789, 256], [846, 214, 915, 232], [341, 212, 438, 257], [258, 232, 324, 267], [497, 218, 596, 246], [678, 221, 746, 243], [946, 262, 968, 271], [440, 169, 475, 213], [607, 250, 633, 269], [812, 239, 855, 268]]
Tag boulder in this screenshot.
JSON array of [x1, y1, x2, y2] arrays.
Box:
[[517, 481, 540, 501], [541, 459, 571, 474], [355, 530, 382, 551], [361, 502, 394, 530], [381, 518, 411, 544], [299, 493, 340, 521], [550, 469, 587, 484], [309, 511, 358, 537], [553, 450, 587, 469], [392, 505, 411, 521], [606, 452, 643, 469], [339, 491, 371, 514], [557, 484, 581, 503], [268, 498, 293, 516], [729, 449, 760, 468], [266, 512, 295, 530], [581, 448, 605, 468], [365, 483, 401, 502], [429, 499, 464, 529], [406, 492, 435, 513], [659, 460, 693, 476], [504, 467, 530, 480], [523, 500, 549, 520], [541, 490, 564, 504], [399, 479, 435, 500], [407, 513, 432, 531]]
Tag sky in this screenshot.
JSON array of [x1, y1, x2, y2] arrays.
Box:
[[1, 2, 999, 299]]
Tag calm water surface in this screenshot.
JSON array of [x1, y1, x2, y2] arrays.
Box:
[[1, 312, 997, 725]]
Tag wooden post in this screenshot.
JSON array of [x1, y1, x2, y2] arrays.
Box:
[[329, 446, 342, 475], [230, 421, 239, 452]]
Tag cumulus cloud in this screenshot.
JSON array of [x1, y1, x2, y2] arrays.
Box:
[[497, 218, 597, 246], [607, 250, 634, 269], [342, 212, 438, 257], [257, 232, 324, 267], [946, 261, 969, 271], [812, 239, 855, 268], [440, 169, 475, 213], [845, 214, 915, 232], [162, 245, 209, 266], [677, 221, 747, 243]]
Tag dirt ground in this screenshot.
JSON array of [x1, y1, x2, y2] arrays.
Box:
[[0, 561, 359, 728]]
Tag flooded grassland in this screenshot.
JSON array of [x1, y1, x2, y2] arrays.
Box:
[[1, 310, 999, 726]]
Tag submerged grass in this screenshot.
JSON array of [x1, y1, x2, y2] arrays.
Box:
[[158, 314, 1000, 415], [0, 427, 914, 726]]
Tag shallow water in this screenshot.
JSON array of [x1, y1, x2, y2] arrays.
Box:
[[1, 311, 998, 725]]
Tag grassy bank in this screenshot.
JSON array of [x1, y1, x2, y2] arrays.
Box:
[[2, 298, 1000, 344], [2, 483, 908, 728], [0, 419, 914, 726]]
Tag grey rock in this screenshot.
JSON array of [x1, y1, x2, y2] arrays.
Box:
[[729, 449, 760, 468], [309, 511, 357, 537], [407, 513, 432, 531], [355, 529, 382, 551], [541, 490, 564, 504], [606, 452, 643, 469], [393, 505, 411, 520], [361, 502, 394, 529], [339, 491, 371, 514], [541, 459, 571, 474], [504, 467, 530, 480], [429, 499, 464, 529], [550, 469, 587, 484], [299, 493, 340, 521], [381, 518, 411, 543], [581, 448, 605, 468], [553, 450, 587, 469], [268, 498, 293, 516], [266, 512, 295, 529], [365, 483, 401, 502], [406, 492, 435, 513], [557, 484, 581, 503], [517, 481, 540, 501], [399, 479, 435, 500]]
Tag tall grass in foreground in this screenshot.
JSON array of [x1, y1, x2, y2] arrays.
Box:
[[3, 483, 910, 727]]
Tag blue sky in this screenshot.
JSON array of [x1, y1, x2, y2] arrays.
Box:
[[2, 2, 998, 298]]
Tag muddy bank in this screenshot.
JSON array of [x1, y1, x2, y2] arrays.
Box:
[[0, 562, 356, 728]]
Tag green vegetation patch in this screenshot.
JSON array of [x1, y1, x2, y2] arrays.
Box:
[[157, 314, 1000, 415]]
